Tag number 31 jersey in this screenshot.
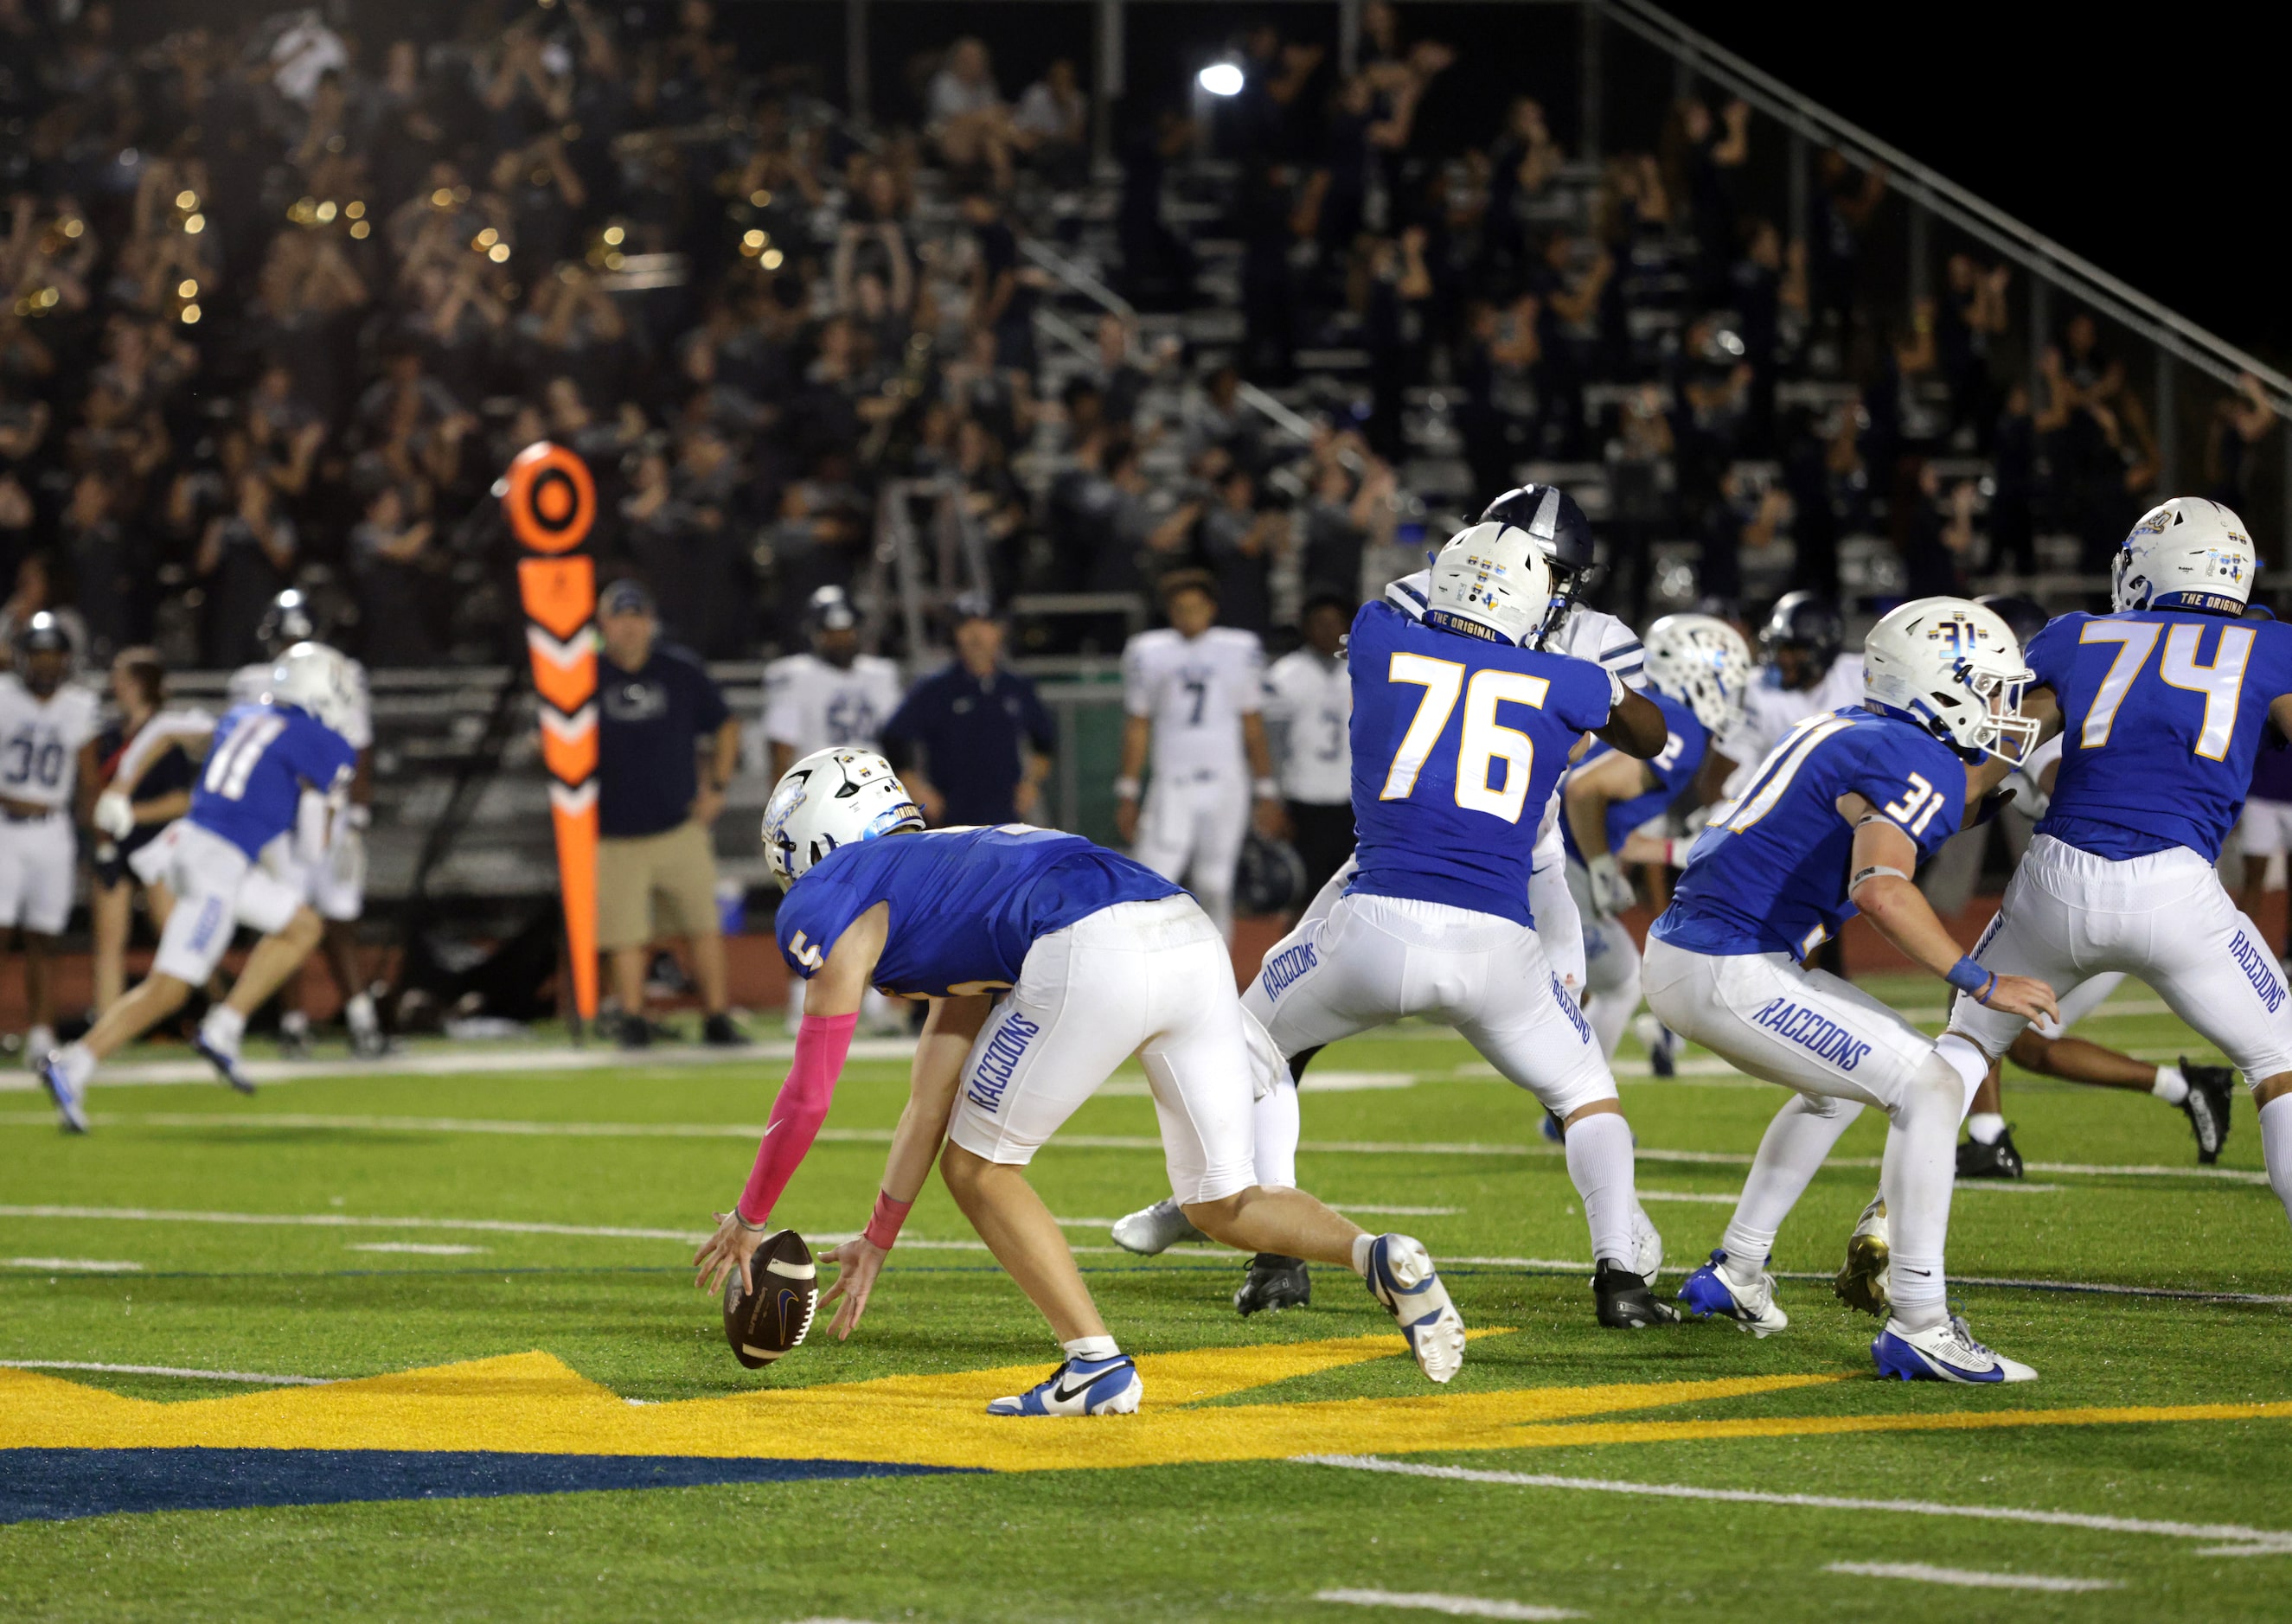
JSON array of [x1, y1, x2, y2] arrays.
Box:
[[1654, 707, 1967, 960], [2029, 609, 2292, 863], [0, 675, 98, 810], [1343, 599, 1618, 928]]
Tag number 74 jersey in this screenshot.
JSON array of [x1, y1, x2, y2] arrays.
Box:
[[2029, 609, 2292, 863], [0, 675, 98, 810], [1344, 599, 1620, 928]]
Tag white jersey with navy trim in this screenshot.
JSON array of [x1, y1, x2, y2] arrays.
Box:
[[762, 652, 904, 756], [1260, 646, 1350, 805], [227, 649, 374, 751], [1715, 653, 1866, 795], [1121, 625, 1264, 787], [1381, 572, 1647, 690], [0, 675, 99, 811]]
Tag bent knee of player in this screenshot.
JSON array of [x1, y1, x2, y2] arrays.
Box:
[[2255, 1072, 2292, 1109], [1561, 1097, 1624, 1129], [2007, 1028, 2055, 1073], [1179, 1190, 1250, 1244], [282, 907, 326, 950]]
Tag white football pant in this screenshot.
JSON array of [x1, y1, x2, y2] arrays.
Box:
[[1132, 770, 1251, 942], [129, 820, 304, 986], [0, 812, 75, 935]]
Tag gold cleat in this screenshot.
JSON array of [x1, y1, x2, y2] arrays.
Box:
[[1833, 1193, 1891, 1317]]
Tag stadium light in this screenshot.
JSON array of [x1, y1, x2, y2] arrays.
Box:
[[1197, 62, 1244, 97]]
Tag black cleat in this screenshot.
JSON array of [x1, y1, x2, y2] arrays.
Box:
[[1233, 1254, 1311, 1316], [1593, 1259, 1681, 1327], [702, 1013, 751, 1047], [618, 1014, 653, 1051], [1955, 1126, 2023, 1180], [2180, 1058, 2235, 1164]]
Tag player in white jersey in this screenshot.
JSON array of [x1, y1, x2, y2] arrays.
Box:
[[1258, 589, 1354, 898], [227, 592, 383, 1057], [0, 616, 99, 1065], [763, 586, 905, 778], [1114, 569, 1284, 943]]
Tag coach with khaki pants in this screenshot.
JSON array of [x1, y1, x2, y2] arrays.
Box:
[[597, 579, 745, 1048]]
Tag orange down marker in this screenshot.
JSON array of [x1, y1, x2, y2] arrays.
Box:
[[506, 444, 601, 1024]]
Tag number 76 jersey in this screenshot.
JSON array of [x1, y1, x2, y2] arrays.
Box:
[[1344, 599, 1620, 928], [2029, 609, 2292, 863]]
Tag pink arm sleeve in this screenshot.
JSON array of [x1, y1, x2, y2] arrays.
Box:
[[736, 1011, 860, 1226]]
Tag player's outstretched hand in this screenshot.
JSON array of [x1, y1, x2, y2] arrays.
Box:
[[693, 1212, 765, 1297], [1981, 974, 2058, 1026], [819, 1236, 887, 1340]]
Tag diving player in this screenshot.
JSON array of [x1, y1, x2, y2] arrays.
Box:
[[1646, 597, 2056, 1382], [1559, 613, 1751, 1059], [40, 644, 362, 1131], [1114, 569, 1285, 943], [1232, 518, 1679, 1328], [689, 747, 1467, 1413], [0, 615, 99, 1066], [227, 591, 383, 1058], [1938, 498, 2292, 1239]]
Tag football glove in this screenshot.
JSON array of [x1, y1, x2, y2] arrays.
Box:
[[93, 790, 136, 841], [1587, 853, 1636, 917]]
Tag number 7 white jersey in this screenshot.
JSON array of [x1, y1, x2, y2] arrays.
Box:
[[0, 675, 99, 810], [1122, 626, 1264, 785]]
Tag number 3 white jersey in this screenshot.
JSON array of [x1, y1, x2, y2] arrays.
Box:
[[0, 675, 99, 810], [1122, 626, 1264, 785], [227, 652, 374, 751], [1260, 647, 1350, 804], [1715, 653, 1866, 796], [761, 652, 904, 756]]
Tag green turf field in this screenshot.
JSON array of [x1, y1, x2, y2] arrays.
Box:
[[4, 976, 2290, 1621]]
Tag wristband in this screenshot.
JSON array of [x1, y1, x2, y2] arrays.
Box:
[[1252, 777, 1280, 800], [862, 1189, 914, 1251], [343, 804, 372, 830], [1665, 838, 1692, 869], [1113, 777, 1142, 800], [733, 1207, 770, 1233], [1944, 956, 1996, 1001]]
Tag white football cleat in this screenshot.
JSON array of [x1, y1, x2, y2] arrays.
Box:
[[1873, 1314, 2037, 1384], [39, 1051, 88, 1135], [1110, 1198, 1207, 1256], [1364, 1233, 1466, 1383], [1834, 1192, 1890, 1317], [24, 1025, 54, 1071], [1632, 1201, 1663, 1288], [986, 1354, 1143, 1416]]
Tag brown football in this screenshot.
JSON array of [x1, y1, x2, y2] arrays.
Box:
[[721, 1228, 818, 1370]]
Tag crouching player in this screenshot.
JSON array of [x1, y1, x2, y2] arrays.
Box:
[[1560, 612, 1751, 1058], [1644, 598, 2057, 1382], [40, 645, 361, 1130], [691, 747, 1466, 1414]]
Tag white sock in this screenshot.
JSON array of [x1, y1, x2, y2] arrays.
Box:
[[57, 1040, 95, 1088], [1933, 1032, 1992, 1117], [1062, 1334, 1119, 1363], [1562, 1110, 1639, 1268], [1881, 1056, 1964, 1333], [1585, 989, 1636, 1059], [1966, 1111, 2007, 1146], [2152, 1065, 2189, 1105], [1721, 1093, 1863, 1269], [202, 1005, 246, 1052], [1350, 1231, 1375, 1277], [2261, 1095, 2292, 1232], [281, 1010, 310, 1036], [344, 993, 378, 1037], [1252, 1080, 1299, 1189]]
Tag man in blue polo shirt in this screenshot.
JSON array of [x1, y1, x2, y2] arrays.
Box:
[[879, 596, 1056, 827], [596, 579, 745, 1048]]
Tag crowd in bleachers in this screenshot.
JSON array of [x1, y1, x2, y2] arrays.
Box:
[[0, 0, 2282, 681]]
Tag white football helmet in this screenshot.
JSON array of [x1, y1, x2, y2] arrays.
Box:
[[266, 642, 358, 737], [763, 746, 925, 889], [2112, 497, 2257, 614], [1642, 613, 1752, 734], [1863, 597, 2037, 756], [1424, 520, 1561, 646]]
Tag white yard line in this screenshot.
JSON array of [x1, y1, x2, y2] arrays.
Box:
[[1315, 1589, 1585, 1620], [1296, 1457, 2292, 1556], [3, 1256, 142, 1272], [1823, 1561, 2120, 1592], [0, 1359, 328, 1385], [348, 1243, 489, 1256]]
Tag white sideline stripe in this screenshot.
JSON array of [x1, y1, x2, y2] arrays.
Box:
[[1296, 1456, 2292, 1555], [1824, 1561, 2120, 1593], [1636, 1190, 1738, 1205], [1632, 1184, 2063, 1200], [3, 1256, 142, 1272], [1315, 1589, 1584, 1620], [348, 1243, 489, 1256], [0, 1038, 920, 1092], [0, 1359, 328, 1385]]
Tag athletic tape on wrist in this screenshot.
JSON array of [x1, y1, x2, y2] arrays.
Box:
[[863, 1189, 913, 1251], [1944, 956, 1994, 998]]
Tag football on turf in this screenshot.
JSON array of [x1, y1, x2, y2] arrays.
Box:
[[722, 1228, 818, 1369]]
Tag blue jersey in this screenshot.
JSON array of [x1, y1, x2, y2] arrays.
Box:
[[188, 703, 357, 859], [2029, 609, 2292, 862], [1342, 599, 1617, 928], [1559, 690, 1709, 864], [1653, 707, 1968, 958], [774, 825, 1181, 998]]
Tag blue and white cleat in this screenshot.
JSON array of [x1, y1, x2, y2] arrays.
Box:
[[1676, 1249, 1789, 1337], [193, 1030, 257, 1096], [1364, 1233, 1466, 1383], [39, 1053, 87, 1135], [1873, 1314, 2036, 1384], [986, 1353, 1143, 1416]]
